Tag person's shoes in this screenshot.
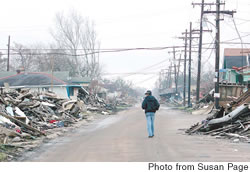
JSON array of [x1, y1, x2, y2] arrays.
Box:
[[148, 136, 153, 138]]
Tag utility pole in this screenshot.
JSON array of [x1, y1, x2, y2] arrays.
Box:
[[160, 69, 169, 90], [7, 36, 10, 71], [161, 68, 171, 89], [196, 0, 204, 102], [214, 0, 220, 109], [168, 48, 182, 93], [168, 62, 172, 88], [188, 22, 192, 107], [178, 29, 199, 107], [159, 71, 163, 90], [183, 30, 188, 106], [203, 0, 236, 109], [176, 54, 182, 92], [173, 47, 177, 93]]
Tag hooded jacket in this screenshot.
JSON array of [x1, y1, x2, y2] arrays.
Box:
[[142, 95, 160, 113]]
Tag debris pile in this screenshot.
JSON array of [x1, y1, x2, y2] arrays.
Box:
[[78, 88, 136, 113], [0, 87, 135, 161], [0, 89, 97, 161], [77, 88, 116, 113], [0, 89, 89, 136], [227, 89, 250, 111], [186, 103, 250, 142], [192, 89, 214, 110]]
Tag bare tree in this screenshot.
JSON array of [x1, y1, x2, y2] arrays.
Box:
[[11, 43, 39, 71], [0, 52, 7, 71], [10, 42, 80, 73], [81, 21, 101, 79], [50, 10, 102, 79]]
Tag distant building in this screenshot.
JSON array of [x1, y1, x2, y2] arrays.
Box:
[[223, 48, 250, 69], [222, 48, 250, 85]]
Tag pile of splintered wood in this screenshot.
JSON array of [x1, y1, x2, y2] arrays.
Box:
[[77, 88, 116, 111], [0, 89, 87, 141], [0, 88, 122, 161], [186, 103, 250, 142]]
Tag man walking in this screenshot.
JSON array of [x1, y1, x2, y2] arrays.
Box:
[[142, 90, 160, 138]]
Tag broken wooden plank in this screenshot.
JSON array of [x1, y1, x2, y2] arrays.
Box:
[[203, 124, 236, 135], [0, 112, 45, 136], [17, 93, 33, 100], [208, 104, 250, 126], [187, 123, 205, 134], [210, 124, 241, 136], [62, 100, 77, 111]]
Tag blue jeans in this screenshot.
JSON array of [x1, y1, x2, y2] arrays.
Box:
[[145, 112, 155, 137]]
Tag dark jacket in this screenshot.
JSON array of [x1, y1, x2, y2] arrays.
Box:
[[142, 95, 160, 113]]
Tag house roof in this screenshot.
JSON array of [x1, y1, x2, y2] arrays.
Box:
[[0, 72, 66, 87], [0, 72, 17, 78], [43, 71, 91, 84], [0, 71, 91, 86], [49, 71, 70, 81], [224, 48, 250, 56], [66, 77, 91, 84]]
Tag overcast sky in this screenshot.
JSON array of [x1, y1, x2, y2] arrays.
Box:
[[0, 0, 249, 89]]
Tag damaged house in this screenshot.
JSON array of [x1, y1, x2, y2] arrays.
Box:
[[218, 48, 250, 106], [0, 72, 89, 100]]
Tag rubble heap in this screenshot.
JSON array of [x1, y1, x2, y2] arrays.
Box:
[[0, 87, 135, 161], [186, 103, 250, 142], [0, 89, 109, 161], [228, 89, 250, 110], [77, 88, 116, 112], [0, 89, 89, 138]]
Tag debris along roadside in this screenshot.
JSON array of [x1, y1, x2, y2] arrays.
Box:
[[186, 103, 250, 142], [186, 88, 250, 141], [0, 89, 118, 161]]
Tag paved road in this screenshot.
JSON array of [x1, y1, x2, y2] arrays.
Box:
[[21, 106, 250, 161]]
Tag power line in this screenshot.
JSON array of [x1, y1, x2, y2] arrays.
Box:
[[202, 37, 215, 54], [203, 46, 215, 65], [134, 75, 157, 84], [0, 46, 184, 52], [233, 17, 250, 22], [1, 33, 249, 56], [0, 46, 187, 57], [103, 72, 160, 76], [232, 17, 246, 68], [222, 33, 250, 42], [123, 58, 170, 78]]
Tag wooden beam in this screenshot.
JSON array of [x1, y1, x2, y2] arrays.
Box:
[[0, 112, 46, 136]]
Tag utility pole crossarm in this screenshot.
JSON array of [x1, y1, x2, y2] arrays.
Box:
[[203, 10, 236, 16], [192, 2, 220, 6], [192, 29, 212, 33], [178, 36, 200, 39]]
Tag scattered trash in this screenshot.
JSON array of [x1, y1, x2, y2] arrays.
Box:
[[56, 121, 64, 128]]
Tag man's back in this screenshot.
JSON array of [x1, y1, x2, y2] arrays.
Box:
[[142, 95, 160, 113]]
